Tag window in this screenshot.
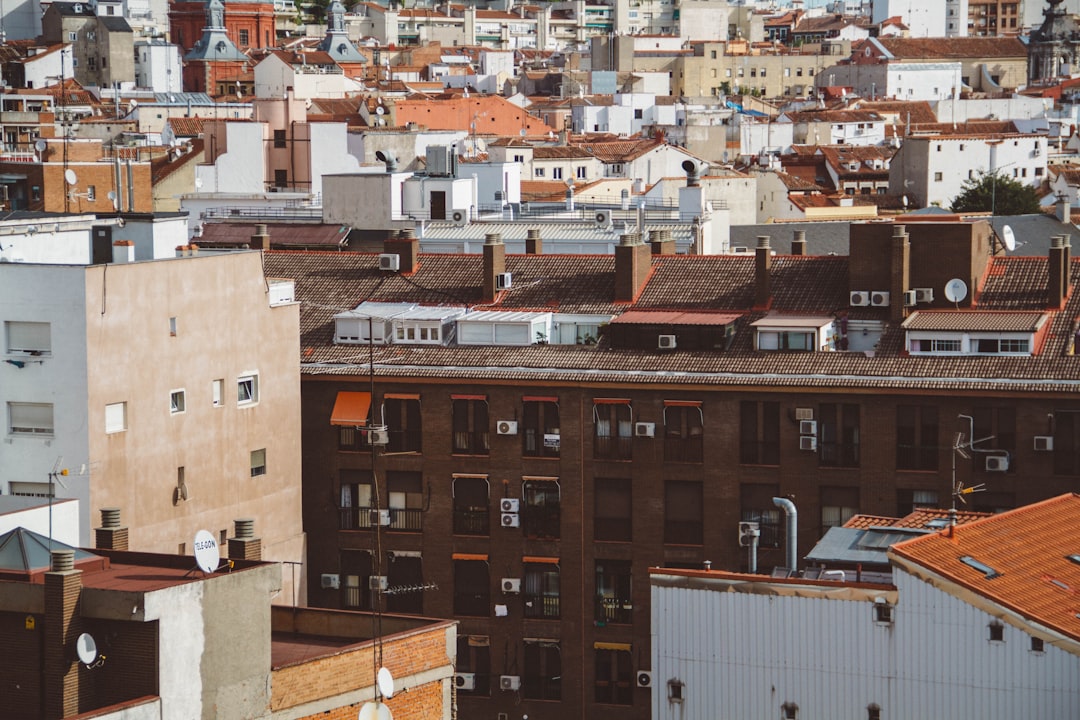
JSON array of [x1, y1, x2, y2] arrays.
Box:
[[741, 484, 781, 549], [453, 475, 489, 535], [576, 166, 586, 179], [523, 398, 559, 458], [989, 622, 1004, 642], [339, 424, 370, 451], [238, 29, 250, 46], [594, 399, 632, 460], [594, 647, 633, 705], [974, 337, 1030, 354], [86, 185, 95, 201], [10, 482, 52, 497], [665, 481, 703, 545], [5, 321, 51, 354], [897, 489, 938, 516], [523, 641, 561, 700], [934, 172, 943, 182], [896, 405, 938, 471], [169, 316, 177, 336], [739, 401, 780, 465], [663, 401, 703, 462], [32, 186, 41, 202], [338, 469, 373, 529], [8, 402, 54, 436], [385, 552, 423, 613], [820, 486, 858, 532], [634, 108, 643, 119], [552, 167, 563, 180], [819, 403, 859, 467], [457, 635, 492, 695], [595, 560, 631, 624], [873, 603, 893, 624], [523, 561, 560, 618], [595, 477, 631, 541], [88, 57, 96, 70], [342, 549, 374, 609], [523, 478, 560, 539], [783, 702, 799, 719], [68, 32, 77, 41], [710, 50, 717, 59], [250, 448, 266, 476], [453, 557, 490, 616], [452, 396, 489, 454], [212, 379, 224, 407], [170, 389, 186, 414], [237, 374, 258, 406], [758, 330, 814, 351], [384, 395, 422, 453], [535, 167, 545, 178], [388, 471, 423, 531], [105, 401, 126, 433], [513, 154, 524, 162], [273, 129, 286, 148], [1031, 636, 1045, 653]]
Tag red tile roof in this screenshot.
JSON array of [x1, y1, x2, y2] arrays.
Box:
[[876, 37, 1027, 60], [198, 222, 349, 248]]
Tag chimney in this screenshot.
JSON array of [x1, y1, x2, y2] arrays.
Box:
[[615, 232, 651, 302], [1064, 234, 1072, 293], [45, 549, 82, 719], [174, 244, 190, 257], [228, 518, 262, 561], [482, 233, 506, 303], [683, 159, 701, 188], [384, 227, 419, 273], [526, 228, 543, 255], [249, 223, 269, 250], [649, 228, 676, 255], [754, 235, 772, 308], [95, 507, 128, 551], [1057, 193, 1071, 223], [1049, 235, 1066, 309], [112, 239, 134, 263], [890, 224, 911, 323], [791, 229, 807, 256]]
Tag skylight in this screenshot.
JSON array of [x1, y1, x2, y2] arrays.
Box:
[[1067, 554, 1080, 567], [959, 555, 1002, 580]]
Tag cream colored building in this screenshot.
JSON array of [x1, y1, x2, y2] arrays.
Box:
[[675, 41, 852, 99]]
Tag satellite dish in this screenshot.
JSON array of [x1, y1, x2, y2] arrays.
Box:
[[519, 128, 526, 136], [76, 633, 98, 664], [193, 529, 220, 573], [1001, 224, 1016, 252], [107, 191, 116, 201], [375, 106, 384, 115], [129, 99, 138, 109], [64, 168, 77, 186], [34, 139, 47, 153], [358, 701, 393, 720], [377, 667, 395, 699], [943, 278, 968, 304]]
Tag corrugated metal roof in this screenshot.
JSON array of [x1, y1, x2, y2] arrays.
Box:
[[903, 311, 1047, 333], [805, 526, 929, 565], [611, 310, 742, 326], [751, 314, 834, 329], [335, 301, 416, 318], [420, 222, 694, 244], [459, 310, 552, 322], [397, 306, 467, 321]]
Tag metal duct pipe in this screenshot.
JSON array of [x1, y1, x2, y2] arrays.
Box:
[[773, 496, 797, 571]]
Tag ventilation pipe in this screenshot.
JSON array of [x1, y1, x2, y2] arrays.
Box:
[[772, 497, 797, 571], [375, 150, 398, 172], [682, 159, 700, 188]]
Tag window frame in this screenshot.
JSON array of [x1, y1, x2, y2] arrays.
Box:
[[453, 474, 490, 536], [818, 403, 860, 468], [250, 448, 266, 477], [522, 477, 560, 539], [170, 389, 186, 415], [663, 401, 703, 463], [595, 559, 632, 625], [452, 396, 489, 455], [8, 401, 55, 436], [896, 404, 939, 471], [522, 560, 560, 619], [594, 477, 632, 542], [237, 373, 259, 407], [453, 557, 491, 617], [523, 640, 561, 701], [5, 320, 51, 355], [383, 395, 422, 453], [593, 399, 633, 461], [594, 647, 633, 705], [739, 400, 780, 465], [105, 401, 127, 433], [523, 398, 560, 458]]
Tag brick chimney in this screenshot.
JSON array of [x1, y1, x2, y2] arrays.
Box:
[[95, 507, 128, 551], [649, 229, 676, 255], [249, 223, 269, 250], [385, 227, 419, 273], [44, 549, 82, 720], [228, 518, 262, 561], [526, 228, 543, 255], [615, 232, 651, 302], [889, 224, 911, 324], [754, 235, 772, 309], [1049, 235, 1066, 309], [482, 233, 506, 303], [791, 229, 807, 256]]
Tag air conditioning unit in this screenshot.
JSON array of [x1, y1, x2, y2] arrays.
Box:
[[500, 675, 521, 691], [369, 508, 391, 526], [497, 420, 518, 435], [915, 287, 934, 303], [985, 455, 1009, 472], [594, 209, 612, 228], [1034, 435, 1054, 451], [795, 407, 814, 421], [378, 253, 400, 271], [850, 290, 871, 307], [369, 429, 390, 445], [658, 334, 677, 349], [455, 673, 476, 690], [501, 512, 520, 528], [450, 208, 468, 226], [799, 419, 817, 435], [738, 521, 760, 547], [502, 577, 521, 593], [871, 291, 890, 307], [636, 670, 653, 688], [496, 272, 512, 290], [799, 435, 817, 451], [500, 498, 519, 513], [320, 573, 340, 589], [635, 422, 655, 438], [369, 575, 388, 591], [903, 289, 917, 307]]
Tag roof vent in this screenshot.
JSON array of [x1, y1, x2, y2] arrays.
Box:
[[51, 549, 75, 572], [234, 518, 255, 539], [100, 507, 121, 529]]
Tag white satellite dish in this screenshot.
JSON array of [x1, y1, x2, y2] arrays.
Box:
[[34, 139, 47, 153], [64, 168, 78, 186], [375, 105, 385, 115], [358, 701, 393, 720], [944, 278, 968, 304], [76, 632, 98, 665], [1001, 224, 1016, 252], [377, 666, 395, 699], [193, 529, 220, 573]]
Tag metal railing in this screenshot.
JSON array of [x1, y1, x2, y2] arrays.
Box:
[[594, 436, 633, 461], [202, 204, 322, 221], [453, 508, 490, 536], [597, 596, 633, 624]]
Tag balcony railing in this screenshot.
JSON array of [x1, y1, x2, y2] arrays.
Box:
[[388, 429, 422, 454], [453, 508, 489, 535], [523, 594, 560, 619], [339, 506, 423, 532], [594, 435, 632, 461], [664, 436, 703, 463], [597, 596, 633, 624], [453, 431, 490, 455]]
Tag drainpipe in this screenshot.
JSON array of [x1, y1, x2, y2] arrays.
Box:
[[772, 496, 797, 571]]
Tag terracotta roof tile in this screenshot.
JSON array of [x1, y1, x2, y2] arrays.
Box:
[[876, 37, 1027, 60]]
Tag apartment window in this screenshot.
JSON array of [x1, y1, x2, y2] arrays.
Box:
[[933, 172, 943, 182], [739, 400, 780, 465], [594, 647, 633, 705], [250, 448, 266, 476], [273, 129, 286, 148], [86, 185, 96, 201], [453, 557, 490, 616], [170, 389, 186, 414], [821, 486, 858, 532], [338, 469, 373, 529], [513, 154, 524, 162], [741, 484, 781, 549], [453, 474, 489, 535], [971, 407, 1016, 472], [594, 399, 632, 460], [68, 32, 77, 41], [523, 560, 560, 618], [88, 57, 97, 70], [896, 405, 938, 471], [388, 471, 423, 531], [897, 489, 938, 516], [523, 477, 560, 539], [341, 549, 373, 609], [385, 552, 423, 613], [819, 403, 860, 467], [32, 186, 41, 202], [384, 394, 422, 453], [665, 481, 703, 545], [873, 603, 893, 624], [523, 397, 559, 458], [552, 167, 563, 180], [237, 374, 259, 406], [105, 402, 126, 433], [663, 401, 703, 463], [576, 166, 586, 179], [8, 402, 54, 436], [452, 395, 489, 454], [212, 379, 224, 407], [595, 560, 632, 624], [535, 167, 545, 177], [725, 69, 732, 77], [1054, 410, 1080, 475], [796, 67, 803, 77], [238, 29, 250, 46], [595, 477, 632, 541], [523, 641, 561, 700], [750, 68, 757, 77], [5, 321, 51, 354], [710, 50, 717, 59], [457, 636, 492, 695]]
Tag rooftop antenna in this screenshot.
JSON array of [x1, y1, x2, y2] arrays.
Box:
[[47, 457, 70, 551]]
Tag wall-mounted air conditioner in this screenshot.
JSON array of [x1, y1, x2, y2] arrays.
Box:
[[502, 577, 521, 593], [1034, 435, 1053, 451], [800, 435, 817, 451], [497, 420, 518, 435], [369, 575, 388, 591], [799, 419, 817, 435], [369, 509, 391, 526], [500, 675, 521, 691], [985, 455, 1009, 472], [902, 289, 917, 307], [320, 573, 340, 589], [455, 673, 476, 690], [500, 498, 519, 513], [450, 208, 468, 226], [594, 209, 612, 228], [501, 513, 520, 528], [636, 670, 653, 688], [850, 290, 871, 306], [795, 408, 814, 421], [378, 253, 400, 271], [914, 287, 934, 303], [369, 429, 390, 445], [635, 422, 655, 437], [871, 291, 890, 307]]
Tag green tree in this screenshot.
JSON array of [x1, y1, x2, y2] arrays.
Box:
[[949, 170, 1041, 216]]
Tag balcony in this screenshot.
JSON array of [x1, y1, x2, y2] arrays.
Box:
[[597, 596, 633, 624], [453, 507, 490, 536], [594, 436, 632, 461], [664, 436, 703, 463]]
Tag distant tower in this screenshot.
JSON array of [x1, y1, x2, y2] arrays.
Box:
[[1029, 0, 1080, 84], [182, 0, 248, 93], [317, 0, 368, 64]]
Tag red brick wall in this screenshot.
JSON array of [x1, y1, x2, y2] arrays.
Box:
[[292, 682, 444, 720]]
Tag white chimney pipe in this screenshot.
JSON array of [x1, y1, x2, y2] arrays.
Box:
[[773, 497, 797, 571]]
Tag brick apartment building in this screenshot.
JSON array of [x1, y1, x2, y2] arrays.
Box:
[[264, 219, 1080, 720]]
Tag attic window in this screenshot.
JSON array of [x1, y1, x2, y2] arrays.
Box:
[[988, 622, 1004, 642], [1068, 554, 1080, 566], [959, 555, 1002, 580]]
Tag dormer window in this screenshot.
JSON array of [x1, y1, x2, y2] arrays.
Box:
[[903, 312, 1045, 357], [752, 315, 836, 352]]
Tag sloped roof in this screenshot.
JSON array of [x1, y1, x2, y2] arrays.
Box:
[[197, 222, 349, 248], [0, 527, 98, 573], [875, 37, 1028, 60], [844, 509, 993, 530]]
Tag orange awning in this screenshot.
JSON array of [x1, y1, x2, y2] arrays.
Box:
[[330, 392, 371, 426]]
